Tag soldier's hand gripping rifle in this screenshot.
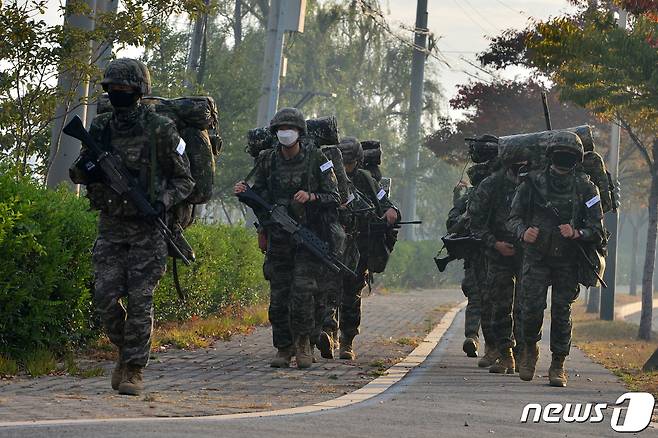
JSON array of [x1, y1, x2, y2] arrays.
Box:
[[237, 185, 358, 278], [518, 167, 608, 288], [63, 115, 193, 269]]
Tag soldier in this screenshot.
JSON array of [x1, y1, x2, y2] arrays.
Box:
[[69, 59, 194, 396], [234, 107, 340, 369], [325, 137, 399, 360], [467, 145, 529, 374], [507, 131, 605, 387], [446, 163, 494, 360]]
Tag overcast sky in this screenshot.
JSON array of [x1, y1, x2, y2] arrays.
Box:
[[43, 0, 575, 110]]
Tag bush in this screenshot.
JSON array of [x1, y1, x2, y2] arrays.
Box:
[[0, 173, 98, 358], [154, 223, 268, 321], [0, 173, 267, 360], [377, 240, 463, 289]]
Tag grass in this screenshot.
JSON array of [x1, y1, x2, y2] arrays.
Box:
[[572, 303, 658, 397], [152, 303, 270, 351], [22, 349, 57, 377], [0, 355, 19, 376], [396, 337, 420, 347]]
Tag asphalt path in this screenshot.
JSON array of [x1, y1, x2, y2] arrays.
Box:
[[1, 309, 654, 438]]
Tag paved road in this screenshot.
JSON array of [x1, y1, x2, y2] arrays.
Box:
[[2, 307, 651, 438]]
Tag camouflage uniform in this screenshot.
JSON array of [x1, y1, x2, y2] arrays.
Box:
[[70, 59, 194, 393], [507, 131, 604, 386], [467, 146, 527, 373], [249, 132, 340, 356]]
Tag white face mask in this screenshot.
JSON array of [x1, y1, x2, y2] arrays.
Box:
[[277, 129, 299, 147]]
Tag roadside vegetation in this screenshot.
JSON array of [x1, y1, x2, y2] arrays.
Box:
[[572, 303, 658, 398], [0, 174, 268, 377]]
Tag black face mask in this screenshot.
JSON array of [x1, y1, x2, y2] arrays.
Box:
[[551, 151, 579, 170], [108, 90, 138, 108]]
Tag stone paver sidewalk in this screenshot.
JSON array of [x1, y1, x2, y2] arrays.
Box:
[[0, 289, 462, 422]]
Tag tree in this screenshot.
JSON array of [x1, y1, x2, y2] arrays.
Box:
[[424, 79, 605, 165], [0, 0, 209, 183]]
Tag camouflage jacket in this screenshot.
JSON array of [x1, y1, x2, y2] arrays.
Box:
[[74, 103, 194, 242], [467, 169, 519, 251], [507, 168, 605, 260], [446, 187, 473, 235], [250, 140, 340, 238]]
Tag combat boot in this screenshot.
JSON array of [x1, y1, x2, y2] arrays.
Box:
[[317, 330, 335, 359], [489, 347, 515, 374], [548, 354, 568, 387], [477, 344, 498, 368], [118, 365, 144, 396], [519, 342, 539, 381], [339, 334, 356, 360], [270, 345, 295, 368], [295, 335, 313, 369], [462, 336, 479, 358], [111, 359, 125, 391]]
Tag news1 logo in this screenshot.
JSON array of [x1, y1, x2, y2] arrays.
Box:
[[520, 392, 656, 433]]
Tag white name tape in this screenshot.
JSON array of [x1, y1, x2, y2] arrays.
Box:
[[320, 160, 334, 172], [346, 193, 355, 204], [176, 138, 186, 155], [376, 189, 386, 200], [586, 194, 601, 208]]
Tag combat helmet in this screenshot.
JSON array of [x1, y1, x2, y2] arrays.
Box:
[[269, 107, 307, 135], [546, 130, 584, 162], [338, 136, 364, 163], [101, 58, 152, 95]]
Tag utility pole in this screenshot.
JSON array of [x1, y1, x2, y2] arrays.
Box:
[[86, 0, 119, 125], [46, 0, 96, 191], [600, 8, 627, 321], [400, 0, 428, 241], [256, 0, 306, 127]]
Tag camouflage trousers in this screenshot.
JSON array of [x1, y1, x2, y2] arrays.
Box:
[[485, 252, 523, 351], [92, 234, 168, 367], [264, 238, 322, 349], [322, 239, 360, 337], [520, 256, 580, 356], [462, 254, 493, 345]]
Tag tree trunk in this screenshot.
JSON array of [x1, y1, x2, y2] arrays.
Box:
[[630, 217, 639, 296], [587, 286, 600, 313], [234, 0, 243, 47], [638, 142, 658, 340], [643, 346, 658, 371]]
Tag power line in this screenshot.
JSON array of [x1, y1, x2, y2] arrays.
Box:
[[462, 0, 503, 33], [450, 0, 498, 36]]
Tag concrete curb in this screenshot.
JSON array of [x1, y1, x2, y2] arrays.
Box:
[[0, 301, 468, 428], [615, 298, 658, 321]]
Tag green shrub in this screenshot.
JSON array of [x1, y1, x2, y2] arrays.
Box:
[[377, 240, 463, 289], [0, 173, 267, 359], [0, 173, 98, 358], [155, 223, 268, 321]]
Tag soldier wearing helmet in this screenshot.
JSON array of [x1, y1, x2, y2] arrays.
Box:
[[507, 130, 605, 387], [70, 58, 194, 396], [467, 142, 529, 374], [316, 136, 399, 361], [234, 107, 340, 369], [445, 161, 496, 365]]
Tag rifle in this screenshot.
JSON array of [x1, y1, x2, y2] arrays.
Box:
[[63, 115, 193, 298], [236, 184, 358, 278], [433, 233, 482, 272], [541, 91, 552, 131], [363, 220, 422, 236], [519, 167, 608, 288]]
